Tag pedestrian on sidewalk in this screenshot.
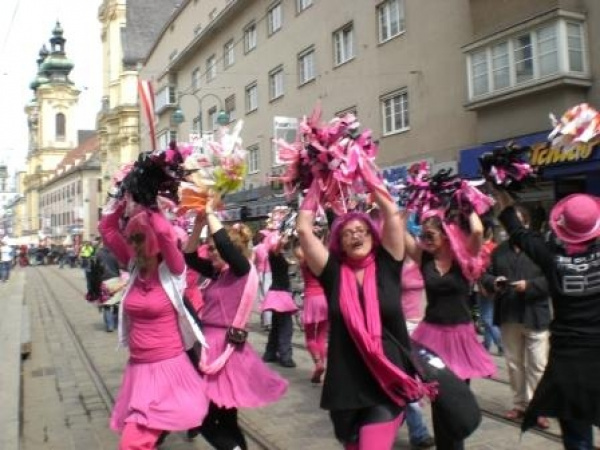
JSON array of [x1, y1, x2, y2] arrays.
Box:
[[253, 231, 273, 331], [400, 257, 435, 449], [0, 240, 14, 282], [261, 232, 299, 368], [297, 182, 434, 450], [492, 189, 600, 449], [293, 234, 329, 383], [481, 204, 551, 429], [183, 194, 288, 449], [405, 208, 496, 450], [99, 202, 210, 449]]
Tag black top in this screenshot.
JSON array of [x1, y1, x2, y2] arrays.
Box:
[[481, 240, 551, 331], [96, 247, 120, 281], [420, 252, 472, 324], [318, 246, 413, 411], [268, 252, 290, 291], [184, 229, 250, 279], [499, 206, 600, 348]]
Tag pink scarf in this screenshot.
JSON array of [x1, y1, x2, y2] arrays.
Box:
[[199, 265, 259, 375], [339, 253, 436, 406]]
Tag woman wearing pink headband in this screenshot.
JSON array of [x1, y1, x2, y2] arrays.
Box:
[[99, 203, 209, 449], [183, 193, 287, 448], [297, 183, 432, 450]]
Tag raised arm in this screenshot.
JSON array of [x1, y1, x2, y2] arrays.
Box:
[[296, 183, 329, 276], [372, 188, 404, 261], [466, 211, 484, 255], [403, 212, 423, 264], [98, 201, 132, 266]]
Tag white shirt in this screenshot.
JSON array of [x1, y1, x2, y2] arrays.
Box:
[[0, 245, 13, 263]]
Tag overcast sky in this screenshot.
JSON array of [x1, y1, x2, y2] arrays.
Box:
[[0, 0, 102, 173]]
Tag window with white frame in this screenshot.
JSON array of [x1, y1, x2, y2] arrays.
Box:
[[244, 22, 257, 53], [269, 66, 284, 100], [245, 82, 258, 113], [377, 0, 405, 43], [333, 23, 355, 66], [191, 67, 201, 91], [467, 19, 587, 100], [247, 144, 260, 173], [224, 39, 235, 68], [206, 54, 217, 82], [296, 0, 312, 13], [298, 47, 315, 85], [225, 94, 236, 121], [158, 130, 178, 149], [381, 89, 409, 135], [268, 3, 282, 35], [207, 106, 217, 131]]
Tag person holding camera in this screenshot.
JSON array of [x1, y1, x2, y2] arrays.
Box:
[[183, 196, 288, 449], [480, 204, 551, 429]]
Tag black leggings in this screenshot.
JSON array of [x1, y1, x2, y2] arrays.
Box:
[[199, 402, 247, 450], [330, 403, 403, 444]]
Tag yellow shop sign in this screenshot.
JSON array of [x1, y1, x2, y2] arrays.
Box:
[[529, 141, 597, 167]]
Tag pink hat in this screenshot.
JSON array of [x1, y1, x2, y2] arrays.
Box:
[[550, 194, 600, 244]]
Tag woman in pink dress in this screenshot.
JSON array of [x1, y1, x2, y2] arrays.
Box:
[[99, 203, 210, 450], [183, 197, 288, 449], [294, 237, 329, 383]]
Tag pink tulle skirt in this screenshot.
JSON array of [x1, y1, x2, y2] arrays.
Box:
[[202, 326, 288, 409], [261, 290, 298, 313], [110, 352, 209, 432], [302, 293, 328, 325], [412, 321, 496, 380]]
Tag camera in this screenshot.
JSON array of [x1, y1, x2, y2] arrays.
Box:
[[496, 279, 509, 289]]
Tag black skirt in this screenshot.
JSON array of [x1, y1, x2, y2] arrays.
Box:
[[522, 346, 600, 431]]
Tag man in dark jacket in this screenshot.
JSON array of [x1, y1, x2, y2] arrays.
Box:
[[481, 204, 551, 428]]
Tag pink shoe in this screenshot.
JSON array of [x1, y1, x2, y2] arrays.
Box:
[[311, 362, 325, 384]]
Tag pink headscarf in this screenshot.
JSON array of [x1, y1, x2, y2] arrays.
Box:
[[124, 211, 160, 256]]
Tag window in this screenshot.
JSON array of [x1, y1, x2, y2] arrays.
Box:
[[377, 0, 405, 43], [298, 47, 316, 85], [244, 22, 257, 53], [333, 23, 355, 66], [336, 106, 357, 118], [245, 82, 258, 113], [267, 3, 282, 35], [56, 113, 66, 140], [467, 19, 588, 100], [207, 107, 217, 131], [247, 145, 260, 173], [296, 0, 312, 13], [224, 40, 235, 68], [225, 94, 236, 122], [206, 55, 217, 82], [158, 130, 178, 149], [381, 90, 409, 135], [192, 116, 201, 134], [154, 85, 177, 113], [191, 67, 201, 91], [567, 22, 584, 72], [269, 66, 284, 100]]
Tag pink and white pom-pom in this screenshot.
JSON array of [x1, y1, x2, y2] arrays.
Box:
[[549, 103, 600, 149]]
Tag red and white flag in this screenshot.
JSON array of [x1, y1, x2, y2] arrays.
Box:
[[138, 79, 156, 151]]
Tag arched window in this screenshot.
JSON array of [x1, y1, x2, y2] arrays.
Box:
[[56, 113, 66, 140]]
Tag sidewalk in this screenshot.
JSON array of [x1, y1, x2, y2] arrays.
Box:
[[0, 269, 26, 450]]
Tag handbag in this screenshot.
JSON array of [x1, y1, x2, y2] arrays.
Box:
[[383, 329, 482, 440], [226, 327, 248, 345]]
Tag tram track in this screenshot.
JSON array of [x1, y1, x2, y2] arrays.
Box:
[[37, 266, 279, 450]]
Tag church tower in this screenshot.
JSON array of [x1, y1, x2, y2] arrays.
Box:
[[23, 22, 80, 236]]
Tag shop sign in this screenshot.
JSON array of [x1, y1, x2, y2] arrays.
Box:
[[529, 140, 598, 167]]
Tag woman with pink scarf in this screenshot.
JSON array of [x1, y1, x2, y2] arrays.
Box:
[[296, 184, 432, 450]]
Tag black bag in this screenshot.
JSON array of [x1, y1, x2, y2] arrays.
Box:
[[410, 341, 482, 440], [226, 327, 248, 345]]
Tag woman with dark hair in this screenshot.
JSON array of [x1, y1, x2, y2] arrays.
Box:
[[99, 203, 209, 450], [405, 210, 496, 450], [296, 184, 431, 450], [492, 189, 600, 449], [183, 194, 288, 450]]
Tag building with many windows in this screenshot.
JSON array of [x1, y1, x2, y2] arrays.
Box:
[[139, 0, 599, 218]]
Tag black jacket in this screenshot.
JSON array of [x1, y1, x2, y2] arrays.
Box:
[[481, 240, 551, 331]]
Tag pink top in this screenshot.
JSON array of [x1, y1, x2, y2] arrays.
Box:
[[202, 269, 250, 327], [125, 271, 184, 363], [185, 269, 203, 314], [253, 243, 271, 274], [301, 264, 324, 297], [401, 260, 425, 322]]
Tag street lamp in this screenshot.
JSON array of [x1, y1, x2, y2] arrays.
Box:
[[171, 91, 230, 139]]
